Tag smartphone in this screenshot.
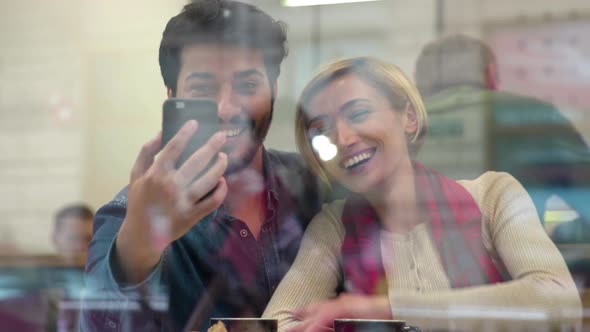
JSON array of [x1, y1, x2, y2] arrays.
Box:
[[162, 98, 220, 169]]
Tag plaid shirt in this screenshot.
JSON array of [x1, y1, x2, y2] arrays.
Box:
[[81, 149, 322, 332]]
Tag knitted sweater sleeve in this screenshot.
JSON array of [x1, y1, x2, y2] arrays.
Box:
[[383, 172, 581, 330], [262, 200, 347, 332]]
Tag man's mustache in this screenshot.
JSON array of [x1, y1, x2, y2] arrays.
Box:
[[220, 116, 255, 130]]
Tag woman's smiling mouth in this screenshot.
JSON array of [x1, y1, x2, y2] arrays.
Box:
[[340, 147, 376, 170]]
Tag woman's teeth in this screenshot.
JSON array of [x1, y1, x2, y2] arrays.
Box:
[[343, 151, 373, 169]]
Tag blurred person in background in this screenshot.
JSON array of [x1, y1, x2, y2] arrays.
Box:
[[414, 34, 590, 244], [263, 57, 581, 331], [82, 1, 323, 331], [39, 203, 94, 332], [52, 203, 94, 264], [0, 205, 92, 332]]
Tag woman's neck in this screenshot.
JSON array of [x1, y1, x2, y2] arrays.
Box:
[[367, 158, 422, 234]]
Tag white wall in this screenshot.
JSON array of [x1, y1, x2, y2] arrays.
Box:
[[0, 0, 184, 252]]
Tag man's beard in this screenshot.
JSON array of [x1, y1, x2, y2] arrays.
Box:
[[223, 105, 273, 175]]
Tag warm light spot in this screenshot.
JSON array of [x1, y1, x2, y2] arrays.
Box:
[[311, 135, 337, 161]]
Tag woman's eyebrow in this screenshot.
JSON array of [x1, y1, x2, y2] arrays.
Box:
[[307, 114, 329, 126], [339, 98, 370, 113]]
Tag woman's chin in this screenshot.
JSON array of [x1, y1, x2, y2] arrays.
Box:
[[340, 176, 381, 195]]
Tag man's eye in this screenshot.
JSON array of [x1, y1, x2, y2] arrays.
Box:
[[189, 84, 216, 95], [235, 81, 259, 94]]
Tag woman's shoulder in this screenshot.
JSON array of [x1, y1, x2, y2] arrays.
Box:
[[456, 171, 526, 202], [455, 171, 536, 232], [317, 199, 347, 222], [304, 199, 348, 243], [326, 199, 346, 209]]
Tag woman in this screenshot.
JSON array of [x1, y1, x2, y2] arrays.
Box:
[[262, 57, 581, 331]]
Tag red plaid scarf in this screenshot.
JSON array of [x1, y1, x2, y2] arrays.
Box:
[[341, 162, 506, 294]]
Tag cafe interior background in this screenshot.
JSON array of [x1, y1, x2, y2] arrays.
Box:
[[0, 0, 589, 323]]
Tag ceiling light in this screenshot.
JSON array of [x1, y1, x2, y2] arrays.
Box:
[[282, 0, 380, 7]]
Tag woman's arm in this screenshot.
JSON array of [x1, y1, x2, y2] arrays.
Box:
[[384, 172, 582, 330], [262, 201, 347, 331]]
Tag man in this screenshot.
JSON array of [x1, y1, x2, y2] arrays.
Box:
[[415, 34, 590, 238], [53, 203, 94, 262], [82, 1, 322, 331]]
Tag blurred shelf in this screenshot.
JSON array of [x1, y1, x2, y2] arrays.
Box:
[[0, 254, 85, 268]]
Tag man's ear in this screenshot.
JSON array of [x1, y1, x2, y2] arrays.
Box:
[[485, 62, 498, 90], [272, 81, 278, 99], [404, 102, 418, 136], [166, 87, 173, 98]]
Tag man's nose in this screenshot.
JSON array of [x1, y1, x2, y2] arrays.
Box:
[[217, 86, 240, 121]]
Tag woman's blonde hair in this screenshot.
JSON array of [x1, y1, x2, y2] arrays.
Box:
[[295, 57, 428, 184]]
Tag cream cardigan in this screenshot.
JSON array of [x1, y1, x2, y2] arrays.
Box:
[[263, 172, 581, 331]]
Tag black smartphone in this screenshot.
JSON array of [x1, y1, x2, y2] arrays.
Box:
[[162, 98, 220, 169]]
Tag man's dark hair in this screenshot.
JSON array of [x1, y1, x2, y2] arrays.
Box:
[[54, 203, 94, 231], [415, 34, 497, 98], [159, 0, 288, 95]]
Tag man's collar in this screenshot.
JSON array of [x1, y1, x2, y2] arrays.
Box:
[[261, 147, 280, 211], [213, 147, 279, 222]]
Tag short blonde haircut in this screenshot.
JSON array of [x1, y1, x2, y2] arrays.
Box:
[[295, 57, 428, 184]]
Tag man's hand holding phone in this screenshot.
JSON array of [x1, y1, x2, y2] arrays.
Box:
[[115, 119, 227, 284]]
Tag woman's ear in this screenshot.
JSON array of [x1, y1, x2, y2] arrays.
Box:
[[404, 102, 418, 137]]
